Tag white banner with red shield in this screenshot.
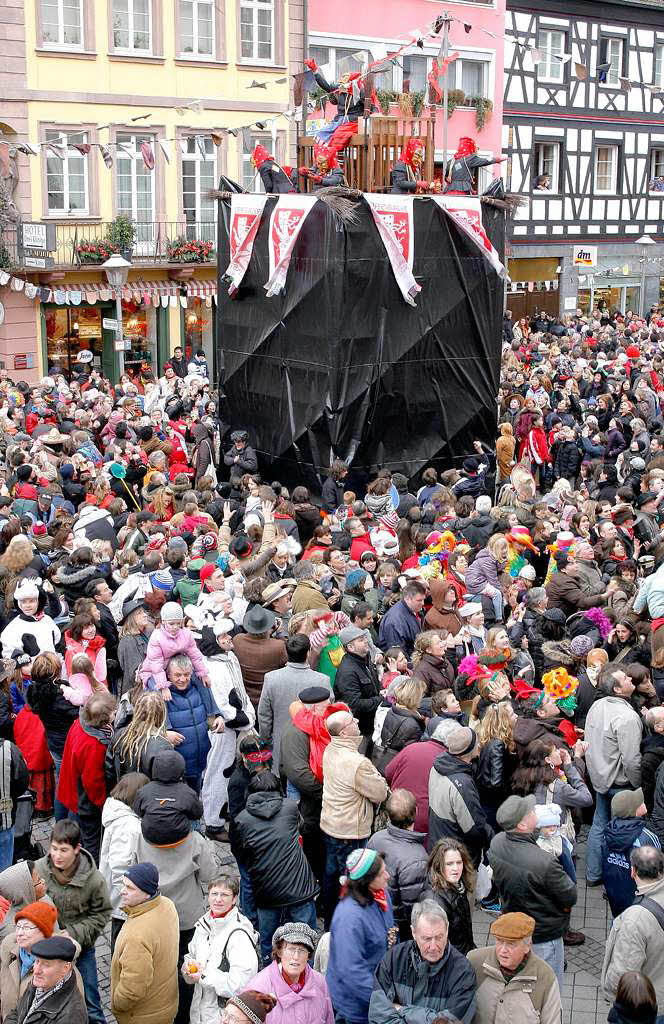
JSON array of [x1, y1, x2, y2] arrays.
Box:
[[431, 195, 505, 279], [363, 194, 421, 307], [265, 194, 318, 297], [224, 194, 269, 296]]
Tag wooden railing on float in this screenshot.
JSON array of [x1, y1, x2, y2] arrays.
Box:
[[298, 111, 435, 193]]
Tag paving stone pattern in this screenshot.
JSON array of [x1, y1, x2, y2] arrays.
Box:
[[33, 818, 609, 1023]]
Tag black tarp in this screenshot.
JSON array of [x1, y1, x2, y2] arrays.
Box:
[[216, 194, 503, 490]]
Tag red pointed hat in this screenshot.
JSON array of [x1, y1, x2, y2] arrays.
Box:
[[455, 136, 477, 158], [399, 137, 425, 169], [313, 142, 339, 169], [252, 143, 273, 168]]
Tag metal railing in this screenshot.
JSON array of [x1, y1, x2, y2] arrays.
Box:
[[8, 220, 218, 270]]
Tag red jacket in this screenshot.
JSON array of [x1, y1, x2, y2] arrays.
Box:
[[57, 718, 108, 812], [384, 738, 447, 833], [350, 532, 376, 562]]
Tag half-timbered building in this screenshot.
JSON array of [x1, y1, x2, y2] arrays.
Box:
[[503, 0, 664, 320]]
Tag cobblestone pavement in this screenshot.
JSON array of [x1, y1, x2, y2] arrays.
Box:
[[33, 818, 608, 1023]]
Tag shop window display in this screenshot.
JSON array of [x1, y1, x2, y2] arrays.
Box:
[[122, 298, 158, 381], [46, 306, 103, 377], [183, 297, 214, 379]]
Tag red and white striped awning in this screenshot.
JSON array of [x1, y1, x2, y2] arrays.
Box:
[[186, 280, 217, 298]]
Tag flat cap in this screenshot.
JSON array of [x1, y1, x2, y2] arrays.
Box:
[[496, 794, 536, 831], [298, 686, 331, 704], [31, 936, 77, 962], [490, 913, 536, 940]]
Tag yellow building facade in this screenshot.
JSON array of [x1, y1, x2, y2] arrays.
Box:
[[0, 0, 302, 382]]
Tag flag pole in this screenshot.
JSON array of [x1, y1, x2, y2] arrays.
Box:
[[441, 11, 450, 182]]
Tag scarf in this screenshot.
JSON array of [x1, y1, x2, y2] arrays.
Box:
[[292, 702, 348, 782], [372, 888, 388, 912], [51, 853, 80, 886], [19, 947, 36, 979]]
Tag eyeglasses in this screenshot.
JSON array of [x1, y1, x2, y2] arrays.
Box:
[[15, 923, 39, 934], [282, 943, 310, 955]]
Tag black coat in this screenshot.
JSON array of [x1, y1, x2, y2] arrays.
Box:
[[412, 653, 454, 695], [105, 729, 172, 788], [133, 750, 203, 844], [420, 883, 475, 955], [321, 475, 344, 514], [333, 651, 382, 737], [376, 707, 424, 774], [390, 160, 418, 194], [259, 163, 297, 193], [5, 968, 87, 1024], [280, 718, 323, 833], [370, 940, 476, 1024], [476, 738, 518, 813], [552, 439, 581, 482], [458, 513, 497, 550], [488, 830, 577, 942], [233, 790, 318, 908], [642, 732, 664, 816], [27, 678, 79, 759]]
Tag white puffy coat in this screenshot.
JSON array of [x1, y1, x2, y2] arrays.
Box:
[[186, 906, 259, 1024], [99, 797, 141, 918]]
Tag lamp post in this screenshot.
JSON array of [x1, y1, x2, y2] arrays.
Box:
[[101, 254, 132, 378], [637, 234, 656, 317]]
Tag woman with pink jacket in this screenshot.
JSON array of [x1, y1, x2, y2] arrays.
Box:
[[248, 922, 334, 1024], [139, 602, 210, 696]]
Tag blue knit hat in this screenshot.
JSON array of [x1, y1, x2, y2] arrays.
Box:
[[151, 569, 174, 591], [346, 568, 368, 590], [125, 862, 159, 897]]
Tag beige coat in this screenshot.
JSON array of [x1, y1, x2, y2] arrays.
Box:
[[466, 947, 561, 1024], [320, 735, 388, 840], [603, 876, 664, 1008], [111, 893, 180, 1024], [0, 932, 84, 1022]]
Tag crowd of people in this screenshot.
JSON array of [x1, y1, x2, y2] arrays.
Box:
[[1, 306, 664, 1024]]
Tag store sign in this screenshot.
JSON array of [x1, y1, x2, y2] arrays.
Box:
[[78, 324, 101, 339], [102, 317, 119, 331], [564, 296, 577, 311], [574, 246, 598, 270], [14, 354, 34, 370], [20, 223, 56, 251], [24, 256, 53, 269]]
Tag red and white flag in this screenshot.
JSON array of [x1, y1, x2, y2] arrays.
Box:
[[364, 194, 421, 306], [224, 194, 269, 296], [432, 195, 506, 279], [265, 195, 318, 297]]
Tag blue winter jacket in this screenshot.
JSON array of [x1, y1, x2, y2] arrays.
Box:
[[327, 893, 394, 1024], [166, 678, 220, 782], [602, 816, 661, 917]]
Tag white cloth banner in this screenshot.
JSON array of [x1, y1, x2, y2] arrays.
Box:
[[364, 194, 421, 306], [432, 195, 506, 279], [224, 194, 269, 296], [265, 194, 318, 297]]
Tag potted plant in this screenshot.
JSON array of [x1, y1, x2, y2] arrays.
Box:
[[106, 215, 136, 260], [473, 97, 493, 132], [166, 236, 215, 264], [76, 238, 120, 265]]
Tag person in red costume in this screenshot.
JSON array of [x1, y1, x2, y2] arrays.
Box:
[[304, 58, 371, 156], [299, 143, 345, 189], [390, 138, 434, 195], [445, 136, 507, 195], [250, 143, 297, 194]]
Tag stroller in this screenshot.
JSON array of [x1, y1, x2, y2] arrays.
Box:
[[12, 790, 44, 863]]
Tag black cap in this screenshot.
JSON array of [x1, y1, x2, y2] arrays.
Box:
[[298, 686, 331, 704], [31, 936, 77, 962], [637, 491, 659, 508]]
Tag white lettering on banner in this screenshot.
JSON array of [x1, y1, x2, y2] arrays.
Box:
[[265, 195, 318, 297], [363, 194, 421, 307], [431, 196, 506, 279], [224, 194, 269, 296]]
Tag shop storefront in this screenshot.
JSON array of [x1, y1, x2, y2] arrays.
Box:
[[182, 295, 216, 381], [506, 257, 561, 319], [577, 257, 643, 315]]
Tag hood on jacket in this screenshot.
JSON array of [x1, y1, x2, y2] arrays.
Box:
[[428, 577, 453, 613], [432, 751, 475, 777], [151, 749, 186, 783], [245, 791, 283, 820], [604, 817, 651, 851], [500, 423, 514, 436], [0, 861, 36, 904], [101, 796, 138, 828]]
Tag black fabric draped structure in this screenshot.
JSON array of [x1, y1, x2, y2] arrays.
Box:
[[215, 194, 505, 491]]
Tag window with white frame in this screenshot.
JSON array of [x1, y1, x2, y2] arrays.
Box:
[[459, 59, 488, 100], [45, 130, 89, 215], [655, 43, 664, 87], [116, 133, 155, 250], [308, 45, 395, 89], [650, 148, 664, 190], [182, 137, 216, 242], [536, 29, 565, 83], [40, 0, 83, 48], [179, 0, 214, 57], [595, 144, 619, 193], [240, 0, 273, 62], [242, 133, 272, 191], [402, 55, 428, 94], [533, 142, 560, 192], [112, 0, 151, 54], [599, 37, 623, 86]]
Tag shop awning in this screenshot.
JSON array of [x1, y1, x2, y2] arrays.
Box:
[[45, 278, 217, 306], [509, 279, 559, 293], [186, 280, 217, 298]]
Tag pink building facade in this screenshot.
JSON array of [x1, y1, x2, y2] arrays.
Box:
[[307, 0, 505, 182]]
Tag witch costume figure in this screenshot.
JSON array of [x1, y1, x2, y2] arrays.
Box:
[[445, 136, 507, 195], [305, 57, 370, 155], [391, 138, 435, 195], [298, 143, 345, 189], [250, 144, 298, 194]]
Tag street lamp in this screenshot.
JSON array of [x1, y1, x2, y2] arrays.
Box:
[[637, 234, 656, 317], [101, 254, 132, 377]]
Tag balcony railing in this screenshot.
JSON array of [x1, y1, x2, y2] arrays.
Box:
[[5, 220, 217, 270]]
